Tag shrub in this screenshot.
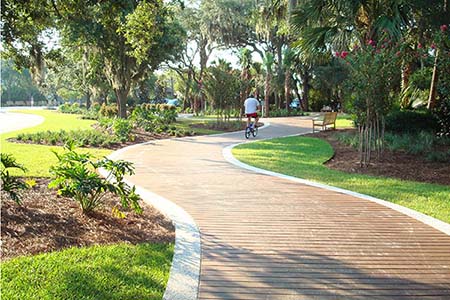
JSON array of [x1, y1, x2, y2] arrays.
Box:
[[268, 108, 305, 117], [16, 130, 120, 148], [58, 102, 86, 114], [434, 98, 450, 137], [385, 109, 439, 134], [49, 143, 141, 214], [335, 132, 359, 148], [426, 150, 450, 163], [113, 118, 133, 142], [1, 153, 29, 204], [99, 103, 118, 118]]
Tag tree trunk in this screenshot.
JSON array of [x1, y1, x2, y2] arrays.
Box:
[[85, 90, 91, 109], [115, 88, 129, 118], [427, 49, 439, 110], [285, 68, 291, 111], [264, 74, 271, 117], [301, 70, 310, 111]]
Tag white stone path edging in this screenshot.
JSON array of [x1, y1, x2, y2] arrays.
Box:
[[223, 141, 450, 237], [128, 183, 201, 300], [99, 166, 201, 300]]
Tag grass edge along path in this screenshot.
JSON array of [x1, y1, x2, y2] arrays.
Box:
[[232, 136, 450, 224], [1, 242, 174, 300], [0, 110, 111, 177]]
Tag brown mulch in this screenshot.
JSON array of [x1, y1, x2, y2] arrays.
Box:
[[307, 129, 450, 186], [1, 178, 175, 261]]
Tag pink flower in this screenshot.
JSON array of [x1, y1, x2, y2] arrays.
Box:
[[367, 39, 375, 46], [335, 51, 340, 57], [418, 43, 422, 49], [441, 24, 448, 32], [431, 43, 436, 49], [395, 51, 401, 57], [340, 51, 348, 59]]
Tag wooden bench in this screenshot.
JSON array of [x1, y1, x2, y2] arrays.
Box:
[[312, 112, 337, 133]]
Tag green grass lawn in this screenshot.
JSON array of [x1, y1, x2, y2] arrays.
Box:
[[1, 110, 112, 177], [233, 136, 450, 223], [336, 113, 354, 128], [1, 243, 173, 300]]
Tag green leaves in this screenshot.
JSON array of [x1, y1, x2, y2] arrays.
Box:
[[49, 144, 141, 214], [1, 153, 29, 204]]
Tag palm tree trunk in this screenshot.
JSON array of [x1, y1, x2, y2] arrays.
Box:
[[285, 69, 291, 111], [264, 74, 270, 117], [427, 49, 439, 110]]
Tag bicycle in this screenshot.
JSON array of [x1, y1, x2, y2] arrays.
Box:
[[244, 121, 258, 139]]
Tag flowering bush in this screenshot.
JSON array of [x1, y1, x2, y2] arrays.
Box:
[[337, 36, 401, 166]]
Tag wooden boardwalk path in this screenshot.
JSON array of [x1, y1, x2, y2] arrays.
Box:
[[116, 117, 450, 300]]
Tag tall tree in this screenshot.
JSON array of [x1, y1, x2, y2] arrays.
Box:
[[1, 0, 56, 87], [57, 0, 184, 118], [238, 48, 253, 115], [263, 52, 275, 117]]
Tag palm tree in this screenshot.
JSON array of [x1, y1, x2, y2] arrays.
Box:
[[238, 48, 253, 115], [290, 0, 410, 53], [263, 52, 275, 117]]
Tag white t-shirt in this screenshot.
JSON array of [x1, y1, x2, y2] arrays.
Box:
[[244, 97, 259, 114]]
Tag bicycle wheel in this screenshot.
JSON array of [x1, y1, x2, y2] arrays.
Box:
[[252, 126, 258, 137], [245, 127, 251, 139]]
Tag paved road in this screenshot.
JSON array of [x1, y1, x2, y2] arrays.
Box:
[[0, 111, 44, 134], [114, 117, 450, 300]]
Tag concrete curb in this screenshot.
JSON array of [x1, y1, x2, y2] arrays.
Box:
[[223, 140, 450, 237]]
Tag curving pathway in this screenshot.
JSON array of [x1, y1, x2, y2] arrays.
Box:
[[0, 111, 45, 134], [112, 117, 450, 300]]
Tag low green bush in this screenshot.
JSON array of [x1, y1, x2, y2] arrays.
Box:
[[434, 98, 450, 137], [16, 130, 120, 148], [426, 150, 450, 163], [99, 103, 118, 118], [337, 130, 446, 156], [385, 109, 439, 134], [112, 118, 133, 142], [335, 132, 359, 148], [268, 108, 305, 117], [49, 143, 141, 214], [58, 102, 86, 114], [1, 153, 29, 204]]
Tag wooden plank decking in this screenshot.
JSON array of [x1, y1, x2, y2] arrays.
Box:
[[118, 118, 450, 300]]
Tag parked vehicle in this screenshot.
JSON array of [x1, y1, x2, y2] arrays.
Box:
[[290, 98, 301, 110], [165, 99, 180, 106]]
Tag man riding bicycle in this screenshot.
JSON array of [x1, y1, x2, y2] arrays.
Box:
[[244, 94, 261, 129]]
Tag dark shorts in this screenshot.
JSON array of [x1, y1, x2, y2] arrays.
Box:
[[246, 113, 258, 118]]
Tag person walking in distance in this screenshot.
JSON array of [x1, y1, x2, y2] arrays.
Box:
[[244, 94, 260, 129]]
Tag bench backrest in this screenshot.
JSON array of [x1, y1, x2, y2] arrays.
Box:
[[323, 112, 338, 124]]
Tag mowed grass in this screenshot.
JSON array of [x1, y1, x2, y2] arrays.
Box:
[[1, 110, 111, 177], [233, 136, 450, 223], [336, 114, 354, 128], [1, 243, 173, 300]]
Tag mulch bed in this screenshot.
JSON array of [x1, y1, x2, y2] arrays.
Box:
[[307, 129, 450, 186], [1, 178, 174, 261]]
